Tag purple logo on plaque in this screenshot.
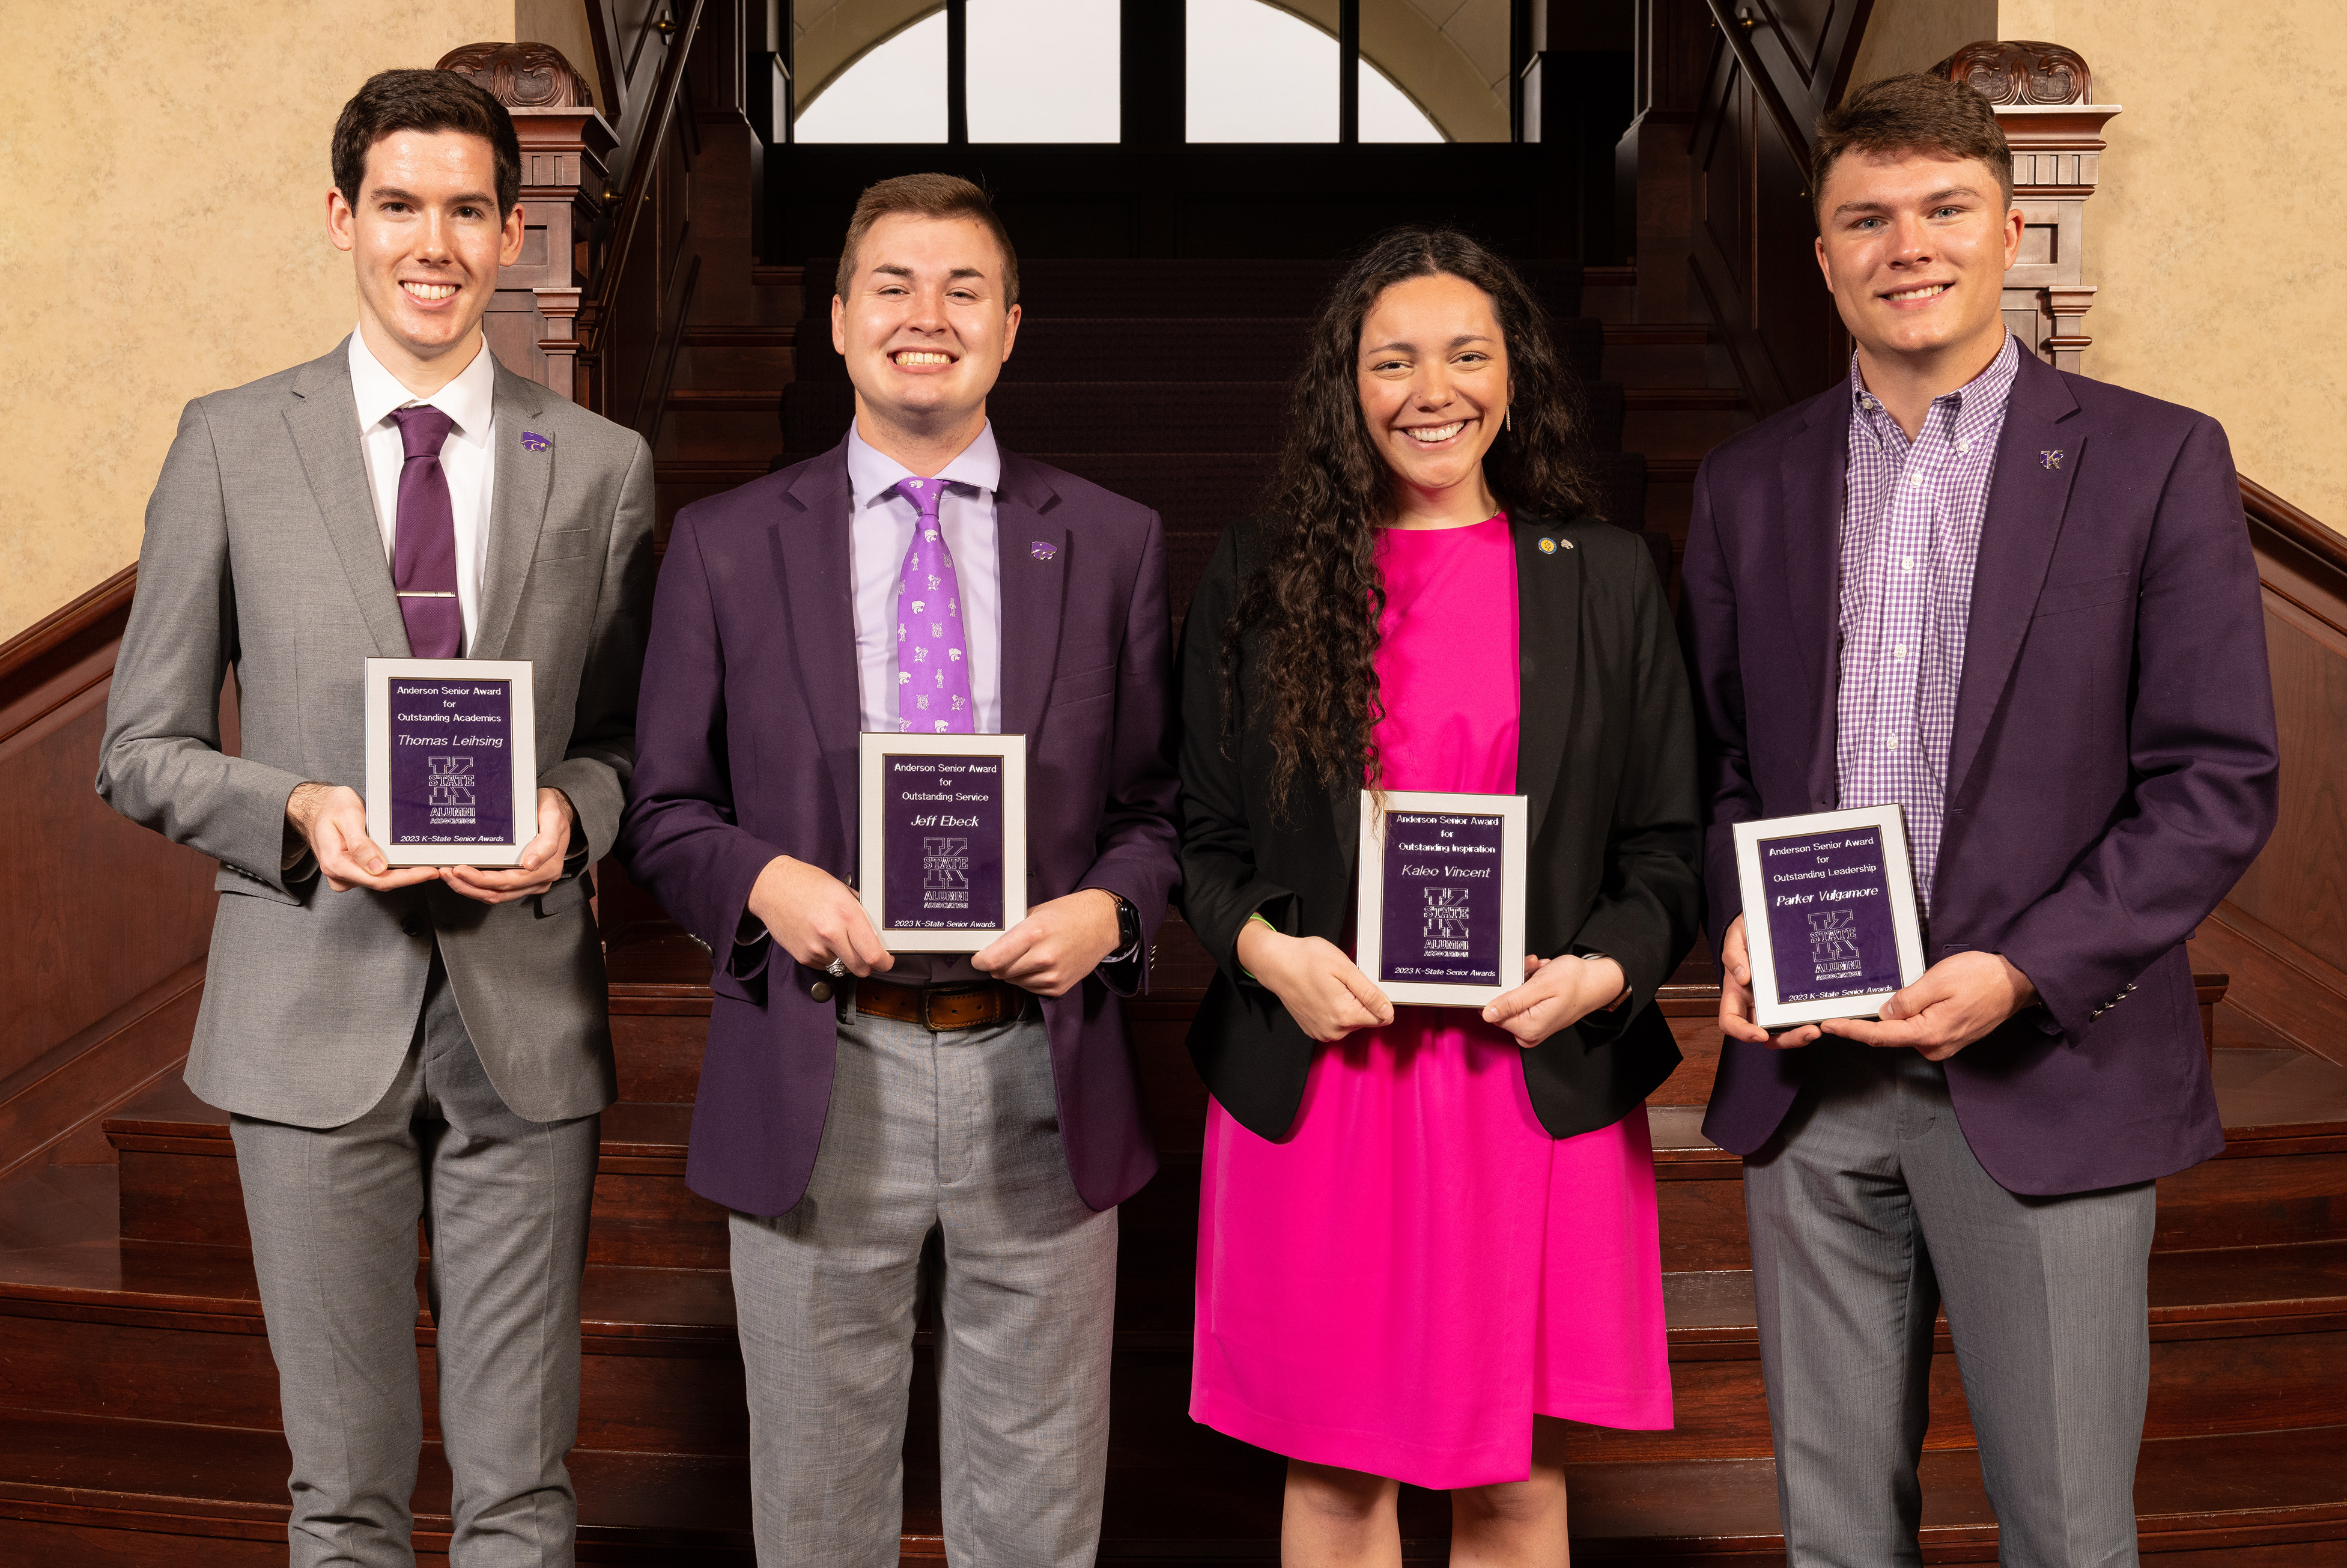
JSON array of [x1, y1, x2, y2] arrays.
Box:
[[881, 753, 1004, 930], [1377, 810, 1504, 985], [1758, 826, 1902, 1003], [388, 678, 514, 845]]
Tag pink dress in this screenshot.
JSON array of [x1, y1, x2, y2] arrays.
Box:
[[1189, 514, 1672, 1490]]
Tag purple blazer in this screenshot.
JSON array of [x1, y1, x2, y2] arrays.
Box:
[[617, 439, 1181, 1216], [1679, 350, 2278, 1196]]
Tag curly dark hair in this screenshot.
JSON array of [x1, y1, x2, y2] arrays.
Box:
[[1220, 226, 1607, 815]]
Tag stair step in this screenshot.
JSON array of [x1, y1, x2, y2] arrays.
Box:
[[785, 315, 1609, 386], [806, 257, 1588, 320], [0, 1409, 754, 1563], [780, 379, 1627, 456], [3, 1406, 2340, 1564]]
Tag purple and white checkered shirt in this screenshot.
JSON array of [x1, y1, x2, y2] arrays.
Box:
[[1835, 332, 2020, 909]]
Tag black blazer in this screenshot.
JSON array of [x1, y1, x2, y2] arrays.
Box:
[[1176, 512, 1703, 1143]]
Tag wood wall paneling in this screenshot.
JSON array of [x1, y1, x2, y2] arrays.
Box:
[[0, 573, 222, 1120], [2199, 479, 2347, 1068]]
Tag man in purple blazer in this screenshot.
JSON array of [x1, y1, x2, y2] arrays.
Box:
[[617, 174, 1178, 1566], [1680, 76, 2277, 1564]]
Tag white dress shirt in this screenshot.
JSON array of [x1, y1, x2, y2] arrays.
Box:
[[846, 419, 1004, 735], [349, 330, 498, 652]]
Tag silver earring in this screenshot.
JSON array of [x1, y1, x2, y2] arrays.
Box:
[[1505, 404, 1514, 433]]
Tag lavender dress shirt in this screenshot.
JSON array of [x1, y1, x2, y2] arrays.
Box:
[[1835, 333, 2020, 905]]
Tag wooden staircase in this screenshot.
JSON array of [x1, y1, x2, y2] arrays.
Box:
[[4, 938, 2346, 1561]]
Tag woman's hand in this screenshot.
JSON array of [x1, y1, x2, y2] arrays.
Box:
[[1481, 953, 1629, 1047], [1236, 920, 1395, 1042]]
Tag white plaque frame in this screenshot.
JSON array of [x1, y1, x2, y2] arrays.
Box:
[[1355, 789, 1529, 1007], [858, 732, 1029, 953], [364, 657, 538, 868], [1732, 803, 1928, 1030]]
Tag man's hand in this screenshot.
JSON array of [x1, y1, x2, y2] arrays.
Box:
[[1717, 913, 1824, 1048], [1482, 952, 1629, 1048], [974, 889, 1122, 997], [443, 789, 578, 905], [1821, 950, 2038, 1062], [1236, 921, 1394, 1043], [745, 855, 894, 977], [285, 782, 440, 894]]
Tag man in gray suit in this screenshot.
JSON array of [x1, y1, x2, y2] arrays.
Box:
[[97, 70, 652, 1567]]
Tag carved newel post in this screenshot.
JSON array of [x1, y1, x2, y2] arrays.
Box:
[[1935, 41, 2119, 373], [436, 42, 618, 403]]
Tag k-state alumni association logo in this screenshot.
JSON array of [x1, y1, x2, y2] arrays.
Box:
[[1422, 885, 1471, 941], [922, 836, 970, 890], [1807, 908, 1861, 977], [426, 755, 476, 809]]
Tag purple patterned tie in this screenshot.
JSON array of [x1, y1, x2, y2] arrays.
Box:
[[891, 476, 973, 733], [389, 406, 463, 658]]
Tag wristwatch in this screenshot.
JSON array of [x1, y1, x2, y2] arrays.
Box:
[[1104, 892, 1142, 964]]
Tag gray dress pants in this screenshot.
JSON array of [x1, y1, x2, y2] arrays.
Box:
[[1743, 1041, 2157, 1568], [729, 993, 1117, 1568], [229, 954, 600, 1568]]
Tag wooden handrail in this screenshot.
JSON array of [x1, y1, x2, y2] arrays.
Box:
[[0, 565, 135, 717], [2242, 475, 2347, 576], [582, 0, 708, 373], [2242, 473, 2347, 643], [1699, 0, 1813, 161]]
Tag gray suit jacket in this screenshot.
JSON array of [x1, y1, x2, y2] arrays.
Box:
[[99, 339, 654, 1126]]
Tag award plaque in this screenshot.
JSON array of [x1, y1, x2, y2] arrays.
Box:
[[363, 658, 538, 868], [1355, 789, 1529, 1007], [858, 733, 1028, 952], [1732, 804, 1927, 1030]]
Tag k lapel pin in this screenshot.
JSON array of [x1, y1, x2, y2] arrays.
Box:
[[1030, 541, 1057, 562], [521, 431, 551, 452], [2041, 449, 2063, 470]]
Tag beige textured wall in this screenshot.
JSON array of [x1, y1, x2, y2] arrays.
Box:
[[1847, 0, 1997, 90], [0, 1, 518, 644], [1996, 0, 2347, 531]]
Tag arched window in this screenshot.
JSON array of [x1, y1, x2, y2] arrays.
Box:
[[790, 0, 1492, 145], [1185, 0, 1441, 142], [796, 1, 1123, 144]]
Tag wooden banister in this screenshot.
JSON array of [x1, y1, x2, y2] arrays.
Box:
[[580, 0, 707, 409]]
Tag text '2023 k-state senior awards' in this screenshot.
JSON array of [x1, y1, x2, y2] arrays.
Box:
[[1377, 811, 1506, 986], [881, 753, 1006, 931], [1758, 827, 1903, 1004], [388, 679, 514, 845]]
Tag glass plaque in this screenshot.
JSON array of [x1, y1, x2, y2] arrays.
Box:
[[858, 732, 1028, 952], [1355, 789, 1529, 1007], [363, 658, 538, 868], [1732, 804, 1928, 1030]]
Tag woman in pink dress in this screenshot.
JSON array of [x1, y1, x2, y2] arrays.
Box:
[[1174, 228, 1701, 1562]]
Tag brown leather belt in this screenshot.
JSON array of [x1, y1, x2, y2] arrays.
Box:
[[853, 976, 1030, 1032]]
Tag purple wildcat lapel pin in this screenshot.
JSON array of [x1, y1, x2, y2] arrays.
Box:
[[1031, 541, 1057, 562], [521, 431, 551, 452]]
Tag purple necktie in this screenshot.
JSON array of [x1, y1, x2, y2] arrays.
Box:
[[389, 405, 463, 658], [892, 476, 973, 733]]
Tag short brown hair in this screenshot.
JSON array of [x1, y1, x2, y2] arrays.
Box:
[[836, 174, 1021, 308], [333, 69, 523, 218], [1812, 72, 2013, 223]]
